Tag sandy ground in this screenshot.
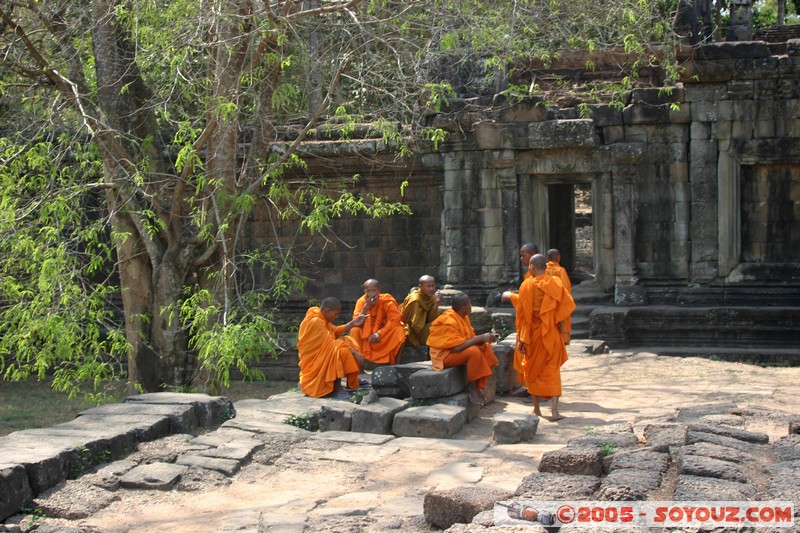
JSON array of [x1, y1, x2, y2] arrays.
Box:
[[20, 349, 800, 533]]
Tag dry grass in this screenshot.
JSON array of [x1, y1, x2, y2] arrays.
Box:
[[0, 378, 296, 437]]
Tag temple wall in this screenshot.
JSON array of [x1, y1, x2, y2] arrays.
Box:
[[249, 40, 800, 311]]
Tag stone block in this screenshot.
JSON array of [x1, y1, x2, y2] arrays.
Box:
[[317, 404, 353, 432], [490, 341, 516, 395], [122, 392, 235, 430], [424, 486, 512, 530], [119, 462, 188, 490], [566, 431, 640, 451], [607, 449, 670, 474], [409, 367, 467, 399], [677, 452, 748, 483], [515, 472, 600, 500], [391, 404, 466, 439], [538, 447, 604, 477], [528, 119, 595, 149], [597, 468, 663, 501], [789, 418, 800, 435], [687, 423, 769, 444], [0, 464, 33, 522], [492, 413, 539, 444], [372, 361, 430, 398], [438, 392, 481, 422], [674, 474, 756, 501], [350, 397, 410, 434], [623, 104, 669, 125], [686, 431, 769, 454], [398, 345, 430, 365], [33, 480, 120, 520]]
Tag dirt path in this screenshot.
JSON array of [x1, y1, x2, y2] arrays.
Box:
[[22, 350, 800, 533]]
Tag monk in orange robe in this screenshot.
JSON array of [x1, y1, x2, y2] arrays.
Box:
[[426, 292, 499, 405], [349, 279, 407, 365], [517, 254, 575, 421], [297, 297, 365, 398], [546, 248, 573, 345], [501, 242, 539, 396], [401, 274, 441, 348]]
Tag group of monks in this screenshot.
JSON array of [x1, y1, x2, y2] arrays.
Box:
[[296, 243, 575, 420]]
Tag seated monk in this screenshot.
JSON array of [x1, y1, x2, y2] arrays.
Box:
[[297, 297, 366, 398], [401, 274, 441, 348], [349, 279, 407, 365], [426, 292, 499, 405]]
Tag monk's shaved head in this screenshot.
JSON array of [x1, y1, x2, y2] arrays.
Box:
[[451, 292, 471, 312], [364, 279, 380, 290], [547, 248, 560, 261], [320, 297, 341, 311], [419, 274, 434, 285], [521, 242, 540, 254], [531, 253, 547, 272]]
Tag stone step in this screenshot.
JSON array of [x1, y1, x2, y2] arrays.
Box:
[[391, 404, 467, 439]]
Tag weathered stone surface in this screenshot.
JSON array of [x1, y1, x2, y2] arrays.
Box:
[[317, 404, 353, 432], [597, 468, 663, 501], [687, 423, 769, 444], [423, 486, 512, 530], [680, 441, 752, 464], [538, 447, 604, 477], [642, 423, 688, 451], [372, 362, 431, 398], [437, 392, 480, 422], [686, 430, 769, 453], [529, 119, 595, 149], [674, 474, 756, 500], [515, 472, 601, 499], [77, 403, 187, 439], [33, 481, 119, 519], [677, 452, 749, 483], [675, 402, 737, 422], [567, 432, 640, 451], [392, 404, 466, 439], [490, 341, 516, 395], [607, 449, 670, 473], [197, 439, 263, 462], [492, 413, 539, 444], [119, 462, 188, 490], [350, 397, 410, 434], [698, 413, 745, 426], [773, 434, 800, 462], [0, 464, 32, 523], [175, 454, 241, 477], [788, 417, 800, 435], [766, 460, 800, 508], [409, 367, 467, 399], [122, 392, 235, 430], [319, 444, 399, 464], [308, 431, 395, 445]]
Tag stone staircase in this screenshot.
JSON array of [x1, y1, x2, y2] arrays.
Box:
[[570, 282, 613, 340]]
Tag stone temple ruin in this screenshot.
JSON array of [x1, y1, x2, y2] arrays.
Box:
[[251, 32, 800, 356]]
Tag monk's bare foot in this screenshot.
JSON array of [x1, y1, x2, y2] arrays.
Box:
[[533, 408, 543, 417], [466, 382, 482, 405], [548, 413, 565, 421]]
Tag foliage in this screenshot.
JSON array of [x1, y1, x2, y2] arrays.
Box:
[[285, 412, 314, 431], [601, 441, 616, 457]]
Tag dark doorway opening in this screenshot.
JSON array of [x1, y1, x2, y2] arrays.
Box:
[[547, 182, 595, 282]]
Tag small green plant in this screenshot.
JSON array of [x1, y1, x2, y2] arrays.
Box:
[[349, 389, 369, 405], [601, 441, 616, 457], [69, 445, 93, 478], [19, 506, 46, 522], [95, 449, 112, 464], [285, 412, 313, 430]]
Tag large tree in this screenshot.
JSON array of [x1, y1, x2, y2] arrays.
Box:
[[0, 0, 683, 397]]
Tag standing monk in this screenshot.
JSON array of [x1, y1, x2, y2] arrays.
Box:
[[350, 279, 407, 365], [297, 297, 366, 399], [501, 242, 539, 396], [426, 292, 499, 405], [546, 249, 573, 345], [401, 275, 441, 348], [518, 254, 575, 421]]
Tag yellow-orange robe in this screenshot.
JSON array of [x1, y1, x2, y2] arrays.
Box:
[[519, 274, 575, 397], [546, 261, 573, 339], [297, 307, 360, 398], [401, 288, 440, 347], [426, 309, 499, 391], [509, 270, 534, 385], [350, 293, 407, 364]]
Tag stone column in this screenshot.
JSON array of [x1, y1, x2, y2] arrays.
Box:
[[495, 167, 520, 283], [594, 172, 616, 291], [612, 167, 648, 305], [717, 150, 741, 277]]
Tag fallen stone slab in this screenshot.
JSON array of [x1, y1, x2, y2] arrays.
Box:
[[772, 434, 800, 462], [596, 468, 663, 501], [197, 439, 264, 462], [424, 486, 513, 530], [318, 403, 354, 432], [673, 474, 757, 500], [391, 437, 489, 453], [680, 441, 754, 464], [119, 462, 188, 490], [221, 417, 313, 436], [176, 454, 241, 477], [437, 392, 481, 422], [698, 413, 746, 426], [372, 362, 431, 398], [641, 423, 688, 451], [686, 430, 770, 453], [308, 431, 395, 445], [409, 367, 467, 399], [492, 413, 539, 444], [490, 341, 516, 395], [606, 448, 670, 473], [351, 397, 410, 434], [392, 404, 466, 439], [675, 402, 738, 422], [766, 460, 800, 509], [33, 480, 119, 519], [687, 423, 770, 444], [0, 464, 33, 523], [567, 431, 640, 451], [677, 452, 749, 483], [122, 392, 235, 429], [319, 443, 399, 463], [516, 471, 601, 501], [538, 447, 604, 477], [190, 430, 258, 448]]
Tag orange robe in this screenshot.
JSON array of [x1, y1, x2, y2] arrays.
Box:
[[508, 270, 533, 385], [297, 307, 360, 397], [519, 274, 575, 397], [350, 293, 407, 364], [426, 309, 499, 391], [546, 261, 573, 339], [401, 288, 440, 347]]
